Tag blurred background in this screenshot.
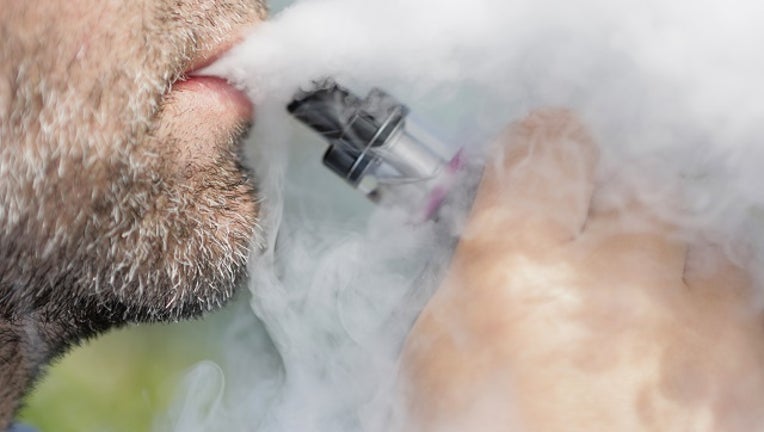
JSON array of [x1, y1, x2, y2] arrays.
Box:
[[20, 305, 238, 432]]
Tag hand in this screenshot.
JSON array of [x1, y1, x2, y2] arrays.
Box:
[[401, 109, 764, 431]]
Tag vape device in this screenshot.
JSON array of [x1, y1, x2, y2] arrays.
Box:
[[288, 79, 468, 221]]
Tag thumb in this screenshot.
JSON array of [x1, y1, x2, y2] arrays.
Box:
[[462, 108, 599, 252]]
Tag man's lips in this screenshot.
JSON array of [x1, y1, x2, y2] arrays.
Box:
[[172, 34, 255, 122], [173, 76, 254, 121], [185, 37, 242, 75]]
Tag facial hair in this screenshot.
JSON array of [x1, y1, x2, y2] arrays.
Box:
[[0, 0, 266, 424]]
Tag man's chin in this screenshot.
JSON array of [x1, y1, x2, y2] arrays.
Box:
[[154, 74, 255, 171], [99, 170, 258, 325], [117, 262, 250, 323]]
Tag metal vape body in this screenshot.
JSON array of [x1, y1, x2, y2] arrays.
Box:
[[288, 80, 466, 221]]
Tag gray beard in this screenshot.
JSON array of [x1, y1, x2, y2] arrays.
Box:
[[0, 1, 267, 425]]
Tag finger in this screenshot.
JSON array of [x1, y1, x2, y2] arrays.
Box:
[[683, 242, 752, 299], [577, 185, 688, 286], [661, 242, 764, 428], [463, 108, 599, 252], [661, 243, 757, 361]]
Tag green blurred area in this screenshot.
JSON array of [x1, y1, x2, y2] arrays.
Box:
[[18, 301, 243, 432]]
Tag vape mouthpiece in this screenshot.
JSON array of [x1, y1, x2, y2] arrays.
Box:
[[288, 79, 466, 221]]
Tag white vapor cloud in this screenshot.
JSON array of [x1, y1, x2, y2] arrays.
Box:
[[162, 0, 764, 430]]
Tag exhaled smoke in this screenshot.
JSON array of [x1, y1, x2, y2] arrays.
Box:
[[160, 0, 764, 430]]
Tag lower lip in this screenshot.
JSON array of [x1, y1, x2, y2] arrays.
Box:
[[173, 76, 254, 121]]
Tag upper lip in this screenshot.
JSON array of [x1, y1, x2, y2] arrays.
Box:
[[183, 28, 253, 76], [185, 39, 239, 76]]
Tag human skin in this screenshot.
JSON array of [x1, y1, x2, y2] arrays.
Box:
[[0, 1, 266, 427], [402, 110, 764, 431]]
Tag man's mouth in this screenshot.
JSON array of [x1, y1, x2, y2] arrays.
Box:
[[172, 76, 254, 121], [172, 36, 254, 122]]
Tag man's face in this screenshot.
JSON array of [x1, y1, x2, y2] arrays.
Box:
[[0, 1, 266, 322]]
